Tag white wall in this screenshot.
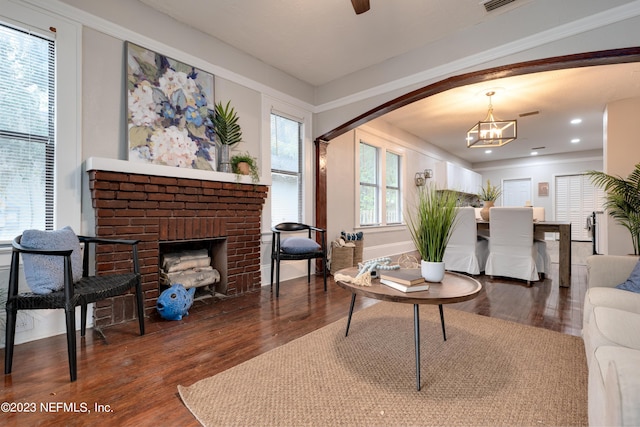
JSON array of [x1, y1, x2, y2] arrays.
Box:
[[604, 97, 640, 255], [474, 150, 603, 219]]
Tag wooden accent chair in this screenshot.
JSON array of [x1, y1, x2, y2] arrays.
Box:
[[4, 233, 145, 382], [270, 222, 327, 298]]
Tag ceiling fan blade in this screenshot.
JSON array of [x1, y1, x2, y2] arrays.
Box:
[[351, 0, 370, 14]]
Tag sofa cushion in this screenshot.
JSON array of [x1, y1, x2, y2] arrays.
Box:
[[21, 226, 83, 294], [616, 259, 640, 292], [583, 287, 640, 327], [593, 306, 640, 351], [280, 237, 321, 254]]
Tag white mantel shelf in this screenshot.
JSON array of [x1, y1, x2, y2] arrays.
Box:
[[84, 157, 269, 186]]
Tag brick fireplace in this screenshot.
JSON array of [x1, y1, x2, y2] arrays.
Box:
[[87, 160, 268, 328]]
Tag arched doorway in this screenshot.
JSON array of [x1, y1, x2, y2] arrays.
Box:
[[313, 47, 640, 232]]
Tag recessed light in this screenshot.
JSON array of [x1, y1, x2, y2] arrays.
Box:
[[531, 151, 538, 156], [485, 149, 492, 154], [571, 138, 581, 143], [570, 118, 582, 124]]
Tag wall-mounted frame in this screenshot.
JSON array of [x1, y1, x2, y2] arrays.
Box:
[[126, 41, 217, 170], [538, 182, 549, 197]]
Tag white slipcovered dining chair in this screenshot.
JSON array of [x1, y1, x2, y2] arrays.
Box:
[[485, 207, 541, 283], [443, 207, 489, 275], [529, 207, 551, 277]]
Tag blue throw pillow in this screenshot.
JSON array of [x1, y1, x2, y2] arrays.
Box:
[[280, 237, 320, 255], [616, 259, 640, 293], [21, 226, 83, 294]]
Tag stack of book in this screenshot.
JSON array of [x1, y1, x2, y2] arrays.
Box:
[[379, 269, 429, 292]]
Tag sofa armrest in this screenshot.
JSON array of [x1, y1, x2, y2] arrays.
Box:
[[604, 347, 640, 426], [587, 255, 639, 289]]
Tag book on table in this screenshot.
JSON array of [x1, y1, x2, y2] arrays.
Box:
[[379, 278, 429, 293], [379, 268, 425, 286], [379, 268, 429, 292]]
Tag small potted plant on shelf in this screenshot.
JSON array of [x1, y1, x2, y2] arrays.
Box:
[[406, 185, 459, 282], [211, 100, 242, 173], [231, 151, 260, 183], [477, 179, 502, 221]]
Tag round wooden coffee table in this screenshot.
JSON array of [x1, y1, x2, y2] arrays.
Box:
[[335, 267, 482, 391]]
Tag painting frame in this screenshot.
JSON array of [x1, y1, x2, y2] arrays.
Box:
[[538, 182, 549, 197], [126, 41, 217, 170]]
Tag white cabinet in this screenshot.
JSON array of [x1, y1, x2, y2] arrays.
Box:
[[435, 161, 481, 194]]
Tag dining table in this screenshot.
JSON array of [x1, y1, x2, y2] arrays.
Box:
[[476, 220, 572, 287]]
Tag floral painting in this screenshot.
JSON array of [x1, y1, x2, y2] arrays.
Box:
[[126, 42, 217, 170]]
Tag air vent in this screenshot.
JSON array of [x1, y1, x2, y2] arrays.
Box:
[[519, 110, 539, 117], [480, 0, 517, 12], [532, 146, 545, 150]]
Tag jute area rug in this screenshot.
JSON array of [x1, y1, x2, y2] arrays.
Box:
[[178, 302, 588, 426]]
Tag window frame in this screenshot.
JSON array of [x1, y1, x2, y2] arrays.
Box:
[[261, 95, 313, 235], [0, 3, 81, 258], [358, 141, 380, 226], [269, 112, 303, 228], [355, 130, 404, 229]]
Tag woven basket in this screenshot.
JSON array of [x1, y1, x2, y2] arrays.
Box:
[[353, 239, 364, 267], [330, 243, 354, 275]]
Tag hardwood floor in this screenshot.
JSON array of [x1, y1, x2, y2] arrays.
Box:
[[0, 262, 586, 426]]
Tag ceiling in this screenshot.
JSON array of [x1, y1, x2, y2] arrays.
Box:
[[139, 0, 534, 86], [137, 0, 640, 165], [375, 63, 640, 164]]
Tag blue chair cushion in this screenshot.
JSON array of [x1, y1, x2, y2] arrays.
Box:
[[21, 226, 83, 294], [616, 259, 640, 293], [280, 237, 321, 255]]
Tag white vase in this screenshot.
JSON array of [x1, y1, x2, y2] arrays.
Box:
[[421, 260, 446, 282]]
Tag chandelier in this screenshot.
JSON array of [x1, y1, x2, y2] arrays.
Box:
[[466, 91, 517, 148]]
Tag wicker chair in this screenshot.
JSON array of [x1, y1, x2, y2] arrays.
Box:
[[270, 223, 327, 298], [4, 235, 145, 382]]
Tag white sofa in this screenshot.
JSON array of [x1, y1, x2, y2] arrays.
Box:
[[583, 255, 640, 426]]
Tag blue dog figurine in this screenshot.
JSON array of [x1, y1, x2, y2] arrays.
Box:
[[156, 284, 196, 321]]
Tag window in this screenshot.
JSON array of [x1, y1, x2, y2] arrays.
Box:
[[270, 113, 302, 227], [386, 151, 401, 224], [359, 142, 379, 225], [357, 133, 403, 227], [0, 23, 54, 242]]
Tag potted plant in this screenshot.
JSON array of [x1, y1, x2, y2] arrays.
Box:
[[211, 100, 243, 173], [231, 151, 260, 183], [406, 185, 459, 282], [587, 164, 640, 255], [477, 179, 502, 221]]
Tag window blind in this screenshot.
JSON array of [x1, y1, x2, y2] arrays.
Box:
[[0, 23, 55, 242], [555, 174, 605, 241]]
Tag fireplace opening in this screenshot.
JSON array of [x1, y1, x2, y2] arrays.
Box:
[[159, 238, 228, 300]]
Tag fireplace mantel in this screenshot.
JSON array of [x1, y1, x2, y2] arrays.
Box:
[[85, 156, 268, 186]]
